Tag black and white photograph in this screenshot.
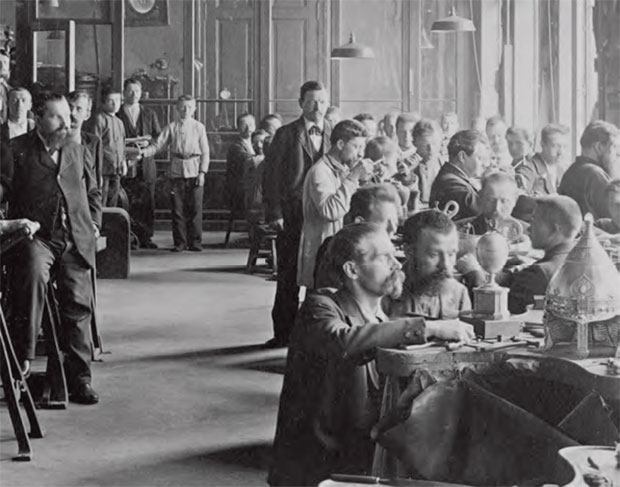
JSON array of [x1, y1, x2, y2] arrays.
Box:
[[0, 0, 619, 486]]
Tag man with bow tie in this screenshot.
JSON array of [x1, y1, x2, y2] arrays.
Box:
[[2, 91, 102, 405], [262, 80, 332, 348]]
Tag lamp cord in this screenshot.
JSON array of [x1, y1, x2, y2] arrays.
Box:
[[469, 0, 483, 94], [547, 0, 557, 122]]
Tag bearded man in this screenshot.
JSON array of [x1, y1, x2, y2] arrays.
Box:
[[2, 91, 102, 404], [384, 210, 471, 319], [269, 223, 474, 486]]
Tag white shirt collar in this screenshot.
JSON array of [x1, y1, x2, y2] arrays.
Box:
[[304, 117, 324, 132]]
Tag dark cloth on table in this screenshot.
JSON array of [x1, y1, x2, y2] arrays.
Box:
[[262, 117, 331, 343], [429, 162, 480, 221], [170, 177, 203, 248], [507, 241, 573, 314], [3, 131, 101, 389], [558, 156, 611, 220], [268, 288, 426, 486]]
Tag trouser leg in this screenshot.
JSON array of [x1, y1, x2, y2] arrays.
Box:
[[8, 238, 57, 363], [170, 178, 187, 247], [185, 178, 203, 247], [107, 175, 120, 208], [55, 245, 93, 389], [102, 176, 110, 207], [144, 179, 156, 240], [271, 226, 301, 343]]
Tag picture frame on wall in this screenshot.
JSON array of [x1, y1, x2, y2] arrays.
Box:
[[126, 0, 169, 27]]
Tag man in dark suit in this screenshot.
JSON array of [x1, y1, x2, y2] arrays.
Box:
[[117, 78, 161, 248], [2, 92, 102, 405], [67, 90, 103, 188], [269, 223, 474, 486], [262, 81, 332, 347], [429, 129, 488, 220], [507, 195, 581, 314], [559, 120, 620, 220]]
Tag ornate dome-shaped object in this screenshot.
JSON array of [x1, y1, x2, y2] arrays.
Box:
[[544, 214, 620, 357]]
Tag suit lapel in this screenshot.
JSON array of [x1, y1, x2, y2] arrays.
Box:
[[295, 117, 315, 160], [31, 133, 58, 172]]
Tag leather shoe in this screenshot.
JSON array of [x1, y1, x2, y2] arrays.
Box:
[[20, 360, 31, 379], [171, 245, 186, 252], [70, 383, 99, 405], [142, 240, 159, 249], [188, 245, 203, 252]]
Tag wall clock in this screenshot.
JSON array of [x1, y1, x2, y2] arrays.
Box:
[[126, 0, 169, 27]]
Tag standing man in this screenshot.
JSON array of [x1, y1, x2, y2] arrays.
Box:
[[117, 78, 162, 249], [67, 90, 103, 188], [559, 120, 620, 219], [516, 124, 569, 196], [2, 92, 102, 404], [0, 87, 34, 141], [262, 80, 331, 348], [429, 130, 489, 221]]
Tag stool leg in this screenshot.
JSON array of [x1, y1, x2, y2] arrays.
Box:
[[224, 211, 234, 248], [270, 237, 278, 280], [39, 285, 68, 409], [246, 237, 259, 274], [1, 306, 44, 461]]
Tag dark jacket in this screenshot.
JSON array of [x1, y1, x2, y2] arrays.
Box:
[[269, 288, 426, 486], [116, 105, 161, 182], [262, 117, 331, 223], [3, 131, 102, 267], [225, 137, 260, 215], [558, 156, 611, 220], [81, 130, 103, 188], [507, 241, 574, 314], [429, 162, 480, 221]]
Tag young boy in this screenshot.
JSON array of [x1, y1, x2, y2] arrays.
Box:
[[141, 95, 209, 252], [395, 112, 419, 168], [393, 158, 420, 214], [93, 86, 126, 207]]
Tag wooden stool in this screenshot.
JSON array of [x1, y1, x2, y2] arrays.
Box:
[[246, 225, 278, 279]]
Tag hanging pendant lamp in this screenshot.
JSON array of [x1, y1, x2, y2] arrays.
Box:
[[431, 5, 476, 33], [331, 33, 375, 59]]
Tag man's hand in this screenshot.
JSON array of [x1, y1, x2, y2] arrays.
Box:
[[0, 219, 41, 238], [426, 319, 475, 342], [196, 173, 205, 187], [120, 160, 128, 177], [348, 158, 375, 182]]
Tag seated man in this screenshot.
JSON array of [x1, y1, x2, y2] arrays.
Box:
[[412, 119, 444, 206], [507, 196, 581, 314], [384, 210, 471, 319], [353, 113, 378, 139], [269, 222, 474, 487], [363, 135, 399, 184], [594, 179, 620, 237], [456, 171, 528, 242], [314, 182, 401, 288], [505, 125, 533, 170], [3, 91, 102, 404], [429, 129, 488, 221]]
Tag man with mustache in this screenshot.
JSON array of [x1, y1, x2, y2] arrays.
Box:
[[384, 210, 471, 319], [269, 223, 474, 486], [2, 91, 102, 405]]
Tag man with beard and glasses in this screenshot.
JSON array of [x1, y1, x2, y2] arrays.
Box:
[[559, 120, 620, 219], [1, 91, 102, 404], [383, 210, 471, 320], [269, 223, 474, 487]]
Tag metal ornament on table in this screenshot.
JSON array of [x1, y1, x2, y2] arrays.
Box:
[[473, 231, 510, 320], [544, 214, 620, 359]]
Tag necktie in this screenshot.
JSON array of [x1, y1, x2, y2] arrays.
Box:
[[308, 125, 322, 136]]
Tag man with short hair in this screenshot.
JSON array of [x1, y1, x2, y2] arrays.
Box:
[[456, 171, 525, 237], [429, 129, 489, 220], [395, 112, 419, 166], [262, 81, 332, 347], [559, 120, 620, 219], [314, 183, 400, 289], [0, 87, 34, 141], [353, 113, 378, 139], [269, 223, 474, 486], [412, 118, 444, 205], [485, 115, 511, 170], [507, 196, 582, 314], [380, 110, 399, 141], [384, 210, 471, 319], [117, 77, 162, 249], [297, 120, 371, 289], [506, 125, 533, 170], [67, 90, 102, 189], [2, 91, 102, 404], [516, 124, 569, 196]]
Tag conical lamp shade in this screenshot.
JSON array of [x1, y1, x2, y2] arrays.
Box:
[[331, 33, 375, 59], [431, 6, 476, 33]]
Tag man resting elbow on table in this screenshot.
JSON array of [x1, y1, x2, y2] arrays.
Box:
[[268, 223, 474, 487]]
